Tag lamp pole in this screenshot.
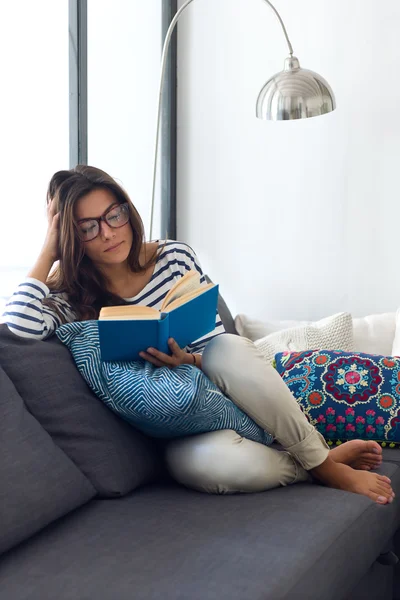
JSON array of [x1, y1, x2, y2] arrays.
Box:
[[149, 0, 335, 239]]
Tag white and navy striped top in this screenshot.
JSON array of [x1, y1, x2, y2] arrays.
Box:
[[3, 240, 225, 354]]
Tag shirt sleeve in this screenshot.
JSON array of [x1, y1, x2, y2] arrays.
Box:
[[179, 243, 226, 355], [3, 277, 77, 340]]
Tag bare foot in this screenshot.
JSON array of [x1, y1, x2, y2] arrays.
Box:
[[330, 439, 382, 471], [311, 456, 394, 504]]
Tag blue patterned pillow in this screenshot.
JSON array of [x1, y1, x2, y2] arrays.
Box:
[[275, 350, 400, 447], [55, 321, 272, 445]]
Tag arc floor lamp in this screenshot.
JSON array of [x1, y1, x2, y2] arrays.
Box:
[[149, 0, 336, 239]]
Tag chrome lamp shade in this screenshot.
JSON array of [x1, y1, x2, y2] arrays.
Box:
[[256, 56, 336, 121]]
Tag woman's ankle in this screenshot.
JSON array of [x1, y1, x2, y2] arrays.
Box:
[[310, 455, 347, 486]]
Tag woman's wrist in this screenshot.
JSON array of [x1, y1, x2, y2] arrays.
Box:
[[192, 353, 202, 370], [184, 352, 202, 369], [27, 251, 56, 285]]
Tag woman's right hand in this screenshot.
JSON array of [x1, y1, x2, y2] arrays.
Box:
[[42, 199, 60, 261]]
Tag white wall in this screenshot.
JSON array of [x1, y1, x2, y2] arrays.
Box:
[[177, 0, 400, 321]]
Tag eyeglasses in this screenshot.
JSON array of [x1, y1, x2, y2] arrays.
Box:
[[76, 203, 130, 242]]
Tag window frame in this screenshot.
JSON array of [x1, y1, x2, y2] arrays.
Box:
[[68, 0, 177, 238]]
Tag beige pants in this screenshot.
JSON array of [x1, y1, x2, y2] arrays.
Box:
[[165, 334, 329, 494]]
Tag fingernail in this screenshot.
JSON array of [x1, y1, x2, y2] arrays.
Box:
[[378, 496, 386, 504], [373, 448, 380, 454], [389, 497, 394, 503]]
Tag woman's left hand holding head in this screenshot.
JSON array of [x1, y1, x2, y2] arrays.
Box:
[[139, 338, 197, 368]]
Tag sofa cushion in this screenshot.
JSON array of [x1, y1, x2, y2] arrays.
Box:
[[205, 275, 237, 335], [382, 447, 400, 465], [0, 462, 399, 600], [235, 312, 397, 356], [391, 308, 400, 357], [0, 325, 162, 497], [234, 312, 306, 341], [353, 312, 396, 356], [254, 312, 354, 364], [0, 364, 95, 555]]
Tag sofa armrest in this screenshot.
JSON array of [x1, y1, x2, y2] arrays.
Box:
[[205, 275, 237, 335]]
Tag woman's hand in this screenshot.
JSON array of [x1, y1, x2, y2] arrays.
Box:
[[27, 199, 61, 283], [42, 198, 60, 261], [140, 338, 198, 368]]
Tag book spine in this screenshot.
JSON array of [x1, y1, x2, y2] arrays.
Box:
[[157, 314, 170, 354]]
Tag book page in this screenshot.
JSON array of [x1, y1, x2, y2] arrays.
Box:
[[163, 282, 214, 313], [161, 270, 201, 311], [99, 305, 160, 320]]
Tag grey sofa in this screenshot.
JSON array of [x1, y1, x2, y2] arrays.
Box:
[[1, 315, 400, 600]]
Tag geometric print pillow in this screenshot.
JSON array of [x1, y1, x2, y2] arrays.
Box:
[[274, 350, 400, 447], [55, 321, 273, 446]]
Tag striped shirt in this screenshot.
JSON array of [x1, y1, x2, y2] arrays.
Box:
[[3, 240, 225, 354]]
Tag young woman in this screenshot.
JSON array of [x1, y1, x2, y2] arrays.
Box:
[[4, 165, 394, 504]]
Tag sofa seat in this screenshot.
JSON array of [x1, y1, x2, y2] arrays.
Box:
[[1, 462, 400, 600], [383, 448, 400, 465]]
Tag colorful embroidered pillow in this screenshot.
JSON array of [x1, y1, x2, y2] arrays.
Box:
[[274, 349, 400, 447]]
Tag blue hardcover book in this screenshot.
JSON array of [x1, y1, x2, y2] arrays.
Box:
[[98, 271, 219, 362]]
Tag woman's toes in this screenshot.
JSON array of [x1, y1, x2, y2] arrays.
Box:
[[378, 475, 392, 484], [381, 482, 392, 491], [376, 485, 392, 498], [363, 452, 382, 463], [363, 460, 380, 468], [366, 441, 382, 455], [369, 492, 389, 504], [374, 485, 393, 502]]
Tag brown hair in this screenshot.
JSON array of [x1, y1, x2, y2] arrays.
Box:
[[45, 165, 159, 321]]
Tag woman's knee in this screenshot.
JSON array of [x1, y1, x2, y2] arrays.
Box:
[[165, 429, 283, 494], [202, 334, 254, 380]]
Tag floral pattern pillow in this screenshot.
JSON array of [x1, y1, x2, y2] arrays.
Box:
[[274, 350, 400, 447]]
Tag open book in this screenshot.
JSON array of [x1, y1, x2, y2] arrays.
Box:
[[98, 270, 219, 361]]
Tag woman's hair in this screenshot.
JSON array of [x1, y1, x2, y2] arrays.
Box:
[[45, 165, 159, 321]]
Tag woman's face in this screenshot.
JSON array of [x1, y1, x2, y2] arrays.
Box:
[[75, 188, 133, 267]]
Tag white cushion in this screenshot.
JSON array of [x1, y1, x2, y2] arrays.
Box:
[[234, 314, 309, 342], [253, 312, 354, 364], [235, 311, 396, 356], [391, 309, 400, 356], [353, 312, 396, 355]]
